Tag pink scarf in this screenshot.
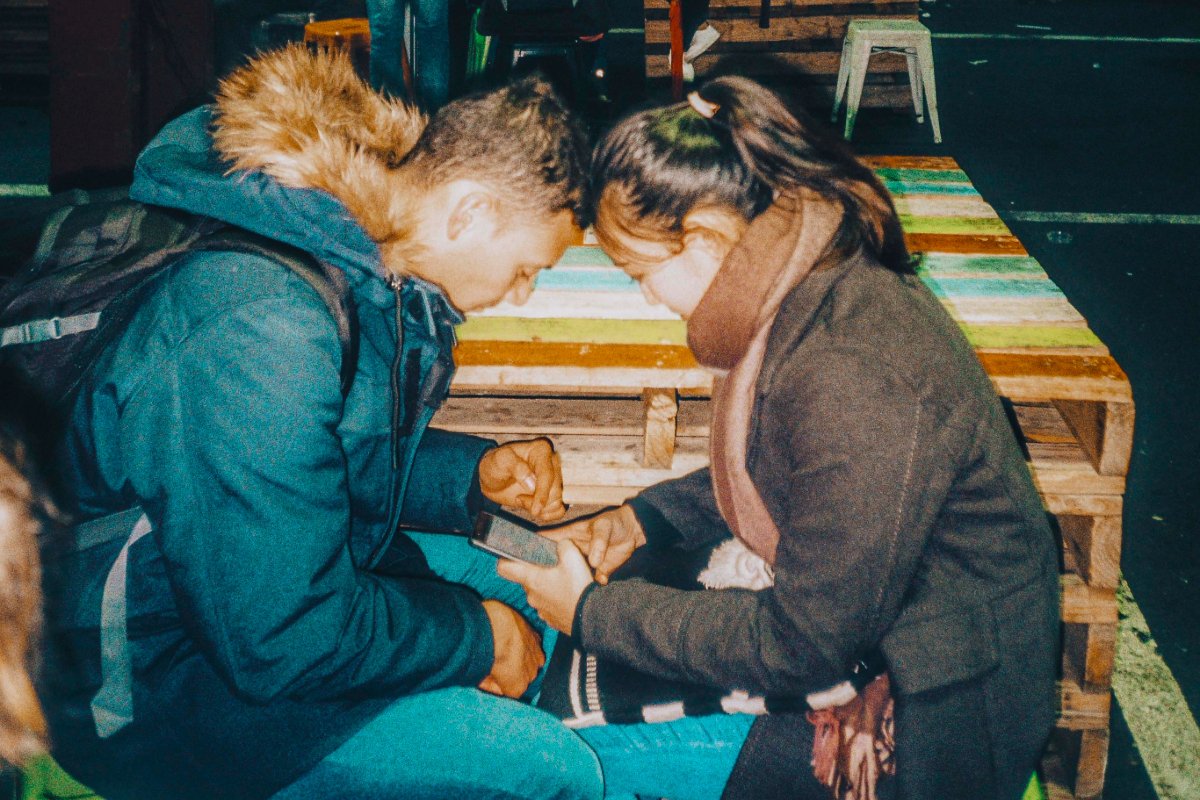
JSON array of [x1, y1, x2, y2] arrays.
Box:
[[687, 190, 896, 800]]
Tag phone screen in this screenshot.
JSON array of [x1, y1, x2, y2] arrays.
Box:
[[470, 512, 559, 566]]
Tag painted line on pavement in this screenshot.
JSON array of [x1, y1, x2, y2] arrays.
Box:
[[933, 33, 1200, 45], [1115, 579, 1200, 800], [1004, 211, 1200, 225], [0, 184, 49, 198]]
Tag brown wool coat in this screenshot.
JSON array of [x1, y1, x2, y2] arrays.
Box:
[[579, 246, 1060, 800]]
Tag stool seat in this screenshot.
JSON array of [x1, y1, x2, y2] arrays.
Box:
[[303, 17, 371, 50], [831, 19, 942, 143]]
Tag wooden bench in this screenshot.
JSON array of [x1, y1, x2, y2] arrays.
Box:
[[438, 156, 1131, 800]]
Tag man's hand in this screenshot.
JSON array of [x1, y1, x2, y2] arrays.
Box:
[[478, 600, 544, 698], [478, 438, 565, 523], [497, 540, 596, 634], [545, 505, 645, 585]]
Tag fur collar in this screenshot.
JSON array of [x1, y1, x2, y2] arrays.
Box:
[[211, 45, 426, 273]]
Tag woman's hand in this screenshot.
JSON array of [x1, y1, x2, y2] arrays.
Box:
[[497, 540, 596, 634], [478, 438, 565, 523], [546, 505, 646, 585], [477, 600, 545, 698]]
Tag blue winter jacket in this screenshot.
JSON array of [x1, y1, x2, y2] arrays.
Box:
[[38, 107, 498, 800]]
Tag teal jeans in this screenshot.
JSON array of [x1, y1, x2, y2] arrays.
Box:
[[271, 532, 603, 800], [578, 714, 754, 800]]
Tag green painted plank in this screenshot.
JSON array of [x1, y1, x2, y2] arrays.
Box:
[[899, 215, 1013, 235], [917, 253, 1048, 277], [553, 246, 614, 267], [959, 325, 1103, 349], [883, 180, 981, 196], [923, 277, 1065, 299], [457, 316, 689, 344], [873, 168, 971, 183]]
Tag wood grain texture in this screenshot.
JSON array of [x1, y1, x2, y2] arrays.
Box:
[[642, 388, 679, 468]]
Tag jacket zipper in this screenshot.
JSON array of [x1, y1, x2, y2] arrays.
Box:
[[390, 290, 404, 471]]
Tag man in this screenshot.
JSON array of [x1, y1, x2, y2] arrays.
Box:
[[37, 45, 601, 800]]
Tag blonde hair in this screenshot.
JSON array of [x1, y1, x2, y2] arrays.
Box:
[[0, 437, 48, 766]]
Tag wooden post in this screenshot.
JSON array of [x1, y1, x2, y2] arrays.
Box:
[[642, 388, 678, 469], [669, 0, 684, 100]]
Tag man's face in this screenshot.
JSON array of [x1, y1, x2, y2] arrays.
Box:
[[409, 182, 580, 313]]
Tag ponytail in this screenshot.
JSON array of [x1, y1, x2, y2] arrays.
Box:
[[592, 76, 913, 275]]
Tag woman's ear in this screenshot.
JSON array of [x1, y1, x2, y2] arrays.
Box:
[[680, 206, 746, 258]]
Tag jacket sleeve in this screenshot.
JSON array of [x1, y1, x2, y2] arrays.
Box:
[[628, 468, 733, 550], [578, 348, 954, 696], [118, 271, 494, 704], [399, 427, 495, 534]]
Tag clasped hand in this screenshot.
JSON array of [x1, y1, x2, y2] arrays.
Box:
[[497, 505, 646, 634], [477, 438, 565, 523]]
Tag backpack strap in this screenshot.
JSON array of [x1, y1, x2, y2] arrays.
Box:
[[90, 508, 153, 739], [190, 229, 360, 398]]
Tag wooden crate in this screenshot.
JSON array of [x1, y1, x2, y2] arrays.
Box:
[[644, 0, 919, 107]]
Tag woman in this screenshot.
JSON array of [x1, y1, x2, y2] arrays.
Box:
[[0, 432, 49, 769], [501, 77, 1059, 800]]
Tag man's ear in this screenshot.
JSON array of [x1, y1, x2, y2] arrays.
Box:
[[446, 181, 500, 242], [680, 206, 745, 256]]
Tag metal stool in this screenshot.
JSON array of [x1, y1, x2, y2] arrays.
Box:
[[831, 19, 942, 144]]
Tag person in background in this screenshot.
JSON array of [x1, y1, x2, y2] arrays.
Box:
[[676, 0, 720, 82], [502, 77, 1059, 800], [33, 46, 600, 800], [0, 432, 49, 771], [368, 0, 452, 108]]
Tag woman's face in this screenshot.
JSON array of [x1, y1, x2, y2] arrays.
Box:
[[598, 224, 728, 320]]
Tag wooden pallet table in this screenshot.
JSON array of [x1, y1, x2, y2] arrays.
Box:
[[437, 155, 1132, 799], [647, 0, 919, 104]]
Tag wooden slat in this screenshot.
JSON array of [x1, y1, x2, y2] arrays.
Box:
[[1043, 493, 1123, 518], [1060, 575, 1118, 625], [906, 232, 1028, 255], [645, 16, 913, 45], [861, 155, 961, 170], [1056, 679, 1111, 730], [1053, 399, 1136, 477], [454, 347, 1133, 406], [976, 353, 1132, 403], [1057, 514, 1122, 590], [1063, 621, 1118, 691], [642, 388, 679, 468]]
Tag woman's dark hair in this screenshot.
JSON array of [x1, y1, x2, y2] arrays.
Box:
[[591, 76, 913, 274]]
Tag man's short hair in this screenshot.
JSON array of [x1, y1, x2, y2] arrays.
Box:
[[401, 76, 591, 227]]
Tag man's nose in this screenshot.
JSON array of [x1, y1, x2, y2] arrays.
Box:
[[639, 281, 659, 306]]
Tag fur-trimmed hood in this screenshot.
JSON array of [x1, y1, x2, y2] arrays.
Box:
[[130, 46, 426, 283], [212, 45, 425, 250]]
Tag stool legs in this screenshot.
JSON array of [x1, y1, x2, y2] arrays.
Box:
[[842, 37, 872, 140], [831, 36, 852, 123], [904, 49, 925, 124], [916, 35, 942, 143]]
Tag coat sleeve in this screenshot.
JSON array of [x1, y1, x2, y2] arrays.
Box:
[[119, 272, 494, 704], [399, 427, 495, 534], [578, 348, 954, 695], [628, 468, 733, 550]]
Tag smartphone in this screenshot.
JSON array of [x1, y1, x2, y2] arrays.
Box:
[[470, 511, 559, 566]]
